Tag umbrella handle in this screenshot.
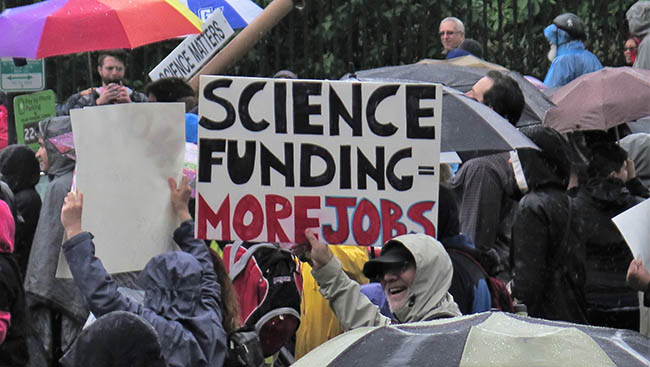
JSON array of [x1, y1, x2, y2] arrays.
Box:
[[189, 0, 303, 92]]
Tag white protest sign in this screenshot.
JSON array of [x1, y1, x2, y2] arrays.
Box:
[[56, 103, 186, 277], [196, 76, 442, 246], [149, 10, 234, 81], [612, 198, 650, 271]]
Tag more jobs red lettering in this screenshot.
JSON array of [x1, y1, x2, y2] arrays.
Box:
[[197, 194, 435, 245]]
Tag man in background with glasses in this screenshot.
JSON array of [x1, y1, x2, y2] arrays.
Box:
[[439, 17, 466, 55]]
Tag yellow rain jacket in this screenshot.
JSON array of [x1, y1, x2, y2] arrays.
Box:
[[294, 245, 370, 359]]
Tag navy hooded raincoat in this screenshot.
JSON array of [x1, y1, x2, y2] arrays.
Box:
[[62, 220, 227, 367]]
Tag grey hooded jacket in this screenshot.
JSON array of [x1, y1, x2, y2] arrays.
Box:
[[24, 116, 87, 322], [621, 133, 650, 188], [312, 233, 461, 331], [628, 1, 650, 70], [62, 220, 227, 367]]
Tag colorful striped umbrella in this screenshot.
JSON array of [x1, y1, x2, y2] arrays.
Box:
[[0, 0, 203, 59]]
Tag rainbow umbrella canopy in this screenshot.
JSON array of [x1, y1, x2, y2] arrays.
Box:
[[0, 0, 203, 59]]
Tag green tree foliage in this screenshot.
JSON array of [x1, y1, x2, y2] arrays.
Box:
[[0, 0, 638, 102]]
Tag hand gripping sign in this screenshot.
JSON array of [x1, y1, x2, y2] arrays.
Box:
[[196, 76, 442, 246]]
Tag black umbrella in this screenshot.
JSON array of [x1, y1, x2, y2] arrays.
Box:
[[441, 87, 538, 160], [343, 62, 554, 127], [343, 62, 488, 93], [338, 77, 539, 161], [295, 312, 650, 367], [506, 71, 555, 127]]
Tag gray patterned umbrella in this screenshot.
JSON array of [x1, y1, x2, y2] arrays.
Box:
[[294, 312, 650, 367]]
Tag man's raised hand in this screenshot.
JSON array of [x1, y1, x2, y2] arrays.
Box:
[[303, 229, 333, 270]]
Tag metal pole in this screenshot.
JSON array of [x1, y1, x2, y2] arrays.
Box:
[[87, 52, 94, 86], [188, 0, 304, 92]]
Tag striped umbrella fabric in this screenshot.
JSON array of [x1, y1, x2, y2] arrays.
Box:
[[295, 312, 650, 367], [0, 0, 203, 59]]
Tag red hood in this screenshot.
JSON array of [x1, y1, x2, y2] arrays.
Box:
[[0, 200, 14, 253]]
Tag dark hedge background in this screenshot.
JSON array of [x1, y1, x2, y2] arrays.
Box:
[[0, 0, 637, 102]]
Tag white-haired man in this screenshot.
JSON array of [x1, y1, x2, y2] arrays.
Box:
[[439, 17, 466, 54]]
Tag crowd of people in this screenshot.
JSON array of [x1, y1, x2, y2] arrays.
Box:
[[1, 1, 650, 366]]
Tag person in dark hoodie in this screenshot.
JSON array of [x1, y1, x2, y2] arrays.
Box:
[[0, 145, 42, 276], [437, 185, 495, 314], [510, 126, 589, 324], [59, 311, 167, 367], [574, 142, 648, 331], [0, 200, 29, 366], [60, 176, 227, 367], [24, 116, 88, 365]]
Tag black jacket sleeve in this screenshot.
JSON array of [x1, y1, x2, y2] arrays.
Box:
[[626, 177, 650, 198], [510, 195, 550, 310]]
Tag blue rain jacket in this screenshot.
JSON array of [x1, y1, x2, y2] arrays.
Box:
[[543, 24, 603, 88], [63, 220, 227, 367]]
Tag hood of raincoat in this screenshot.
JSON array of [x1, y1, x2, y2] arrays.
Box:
[[517, 126, 571, 190], [620, 133, 650, 188], [0, 200, 14, 253], [136, 251, 203, 320], [385, 233, 461, 322], [627, 1, 650, 38], [60, 311, 166, 367], [581, 176, 640, 211], [544, 24, 585, 50], [0, 144, 40, 193], [38, 116, 75, 178]]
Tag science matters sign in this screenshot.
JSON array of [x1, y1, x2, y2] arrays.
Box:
[[149, 10, 234, 81], [196, 76, 442, 246]]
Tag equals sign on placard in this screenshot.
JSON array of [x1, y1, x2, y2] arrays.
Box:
[[418, 166, 436, 175]]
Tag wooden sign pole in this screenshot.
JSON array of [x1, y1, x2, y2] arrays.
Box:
[[189, 0, 304, 92]]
